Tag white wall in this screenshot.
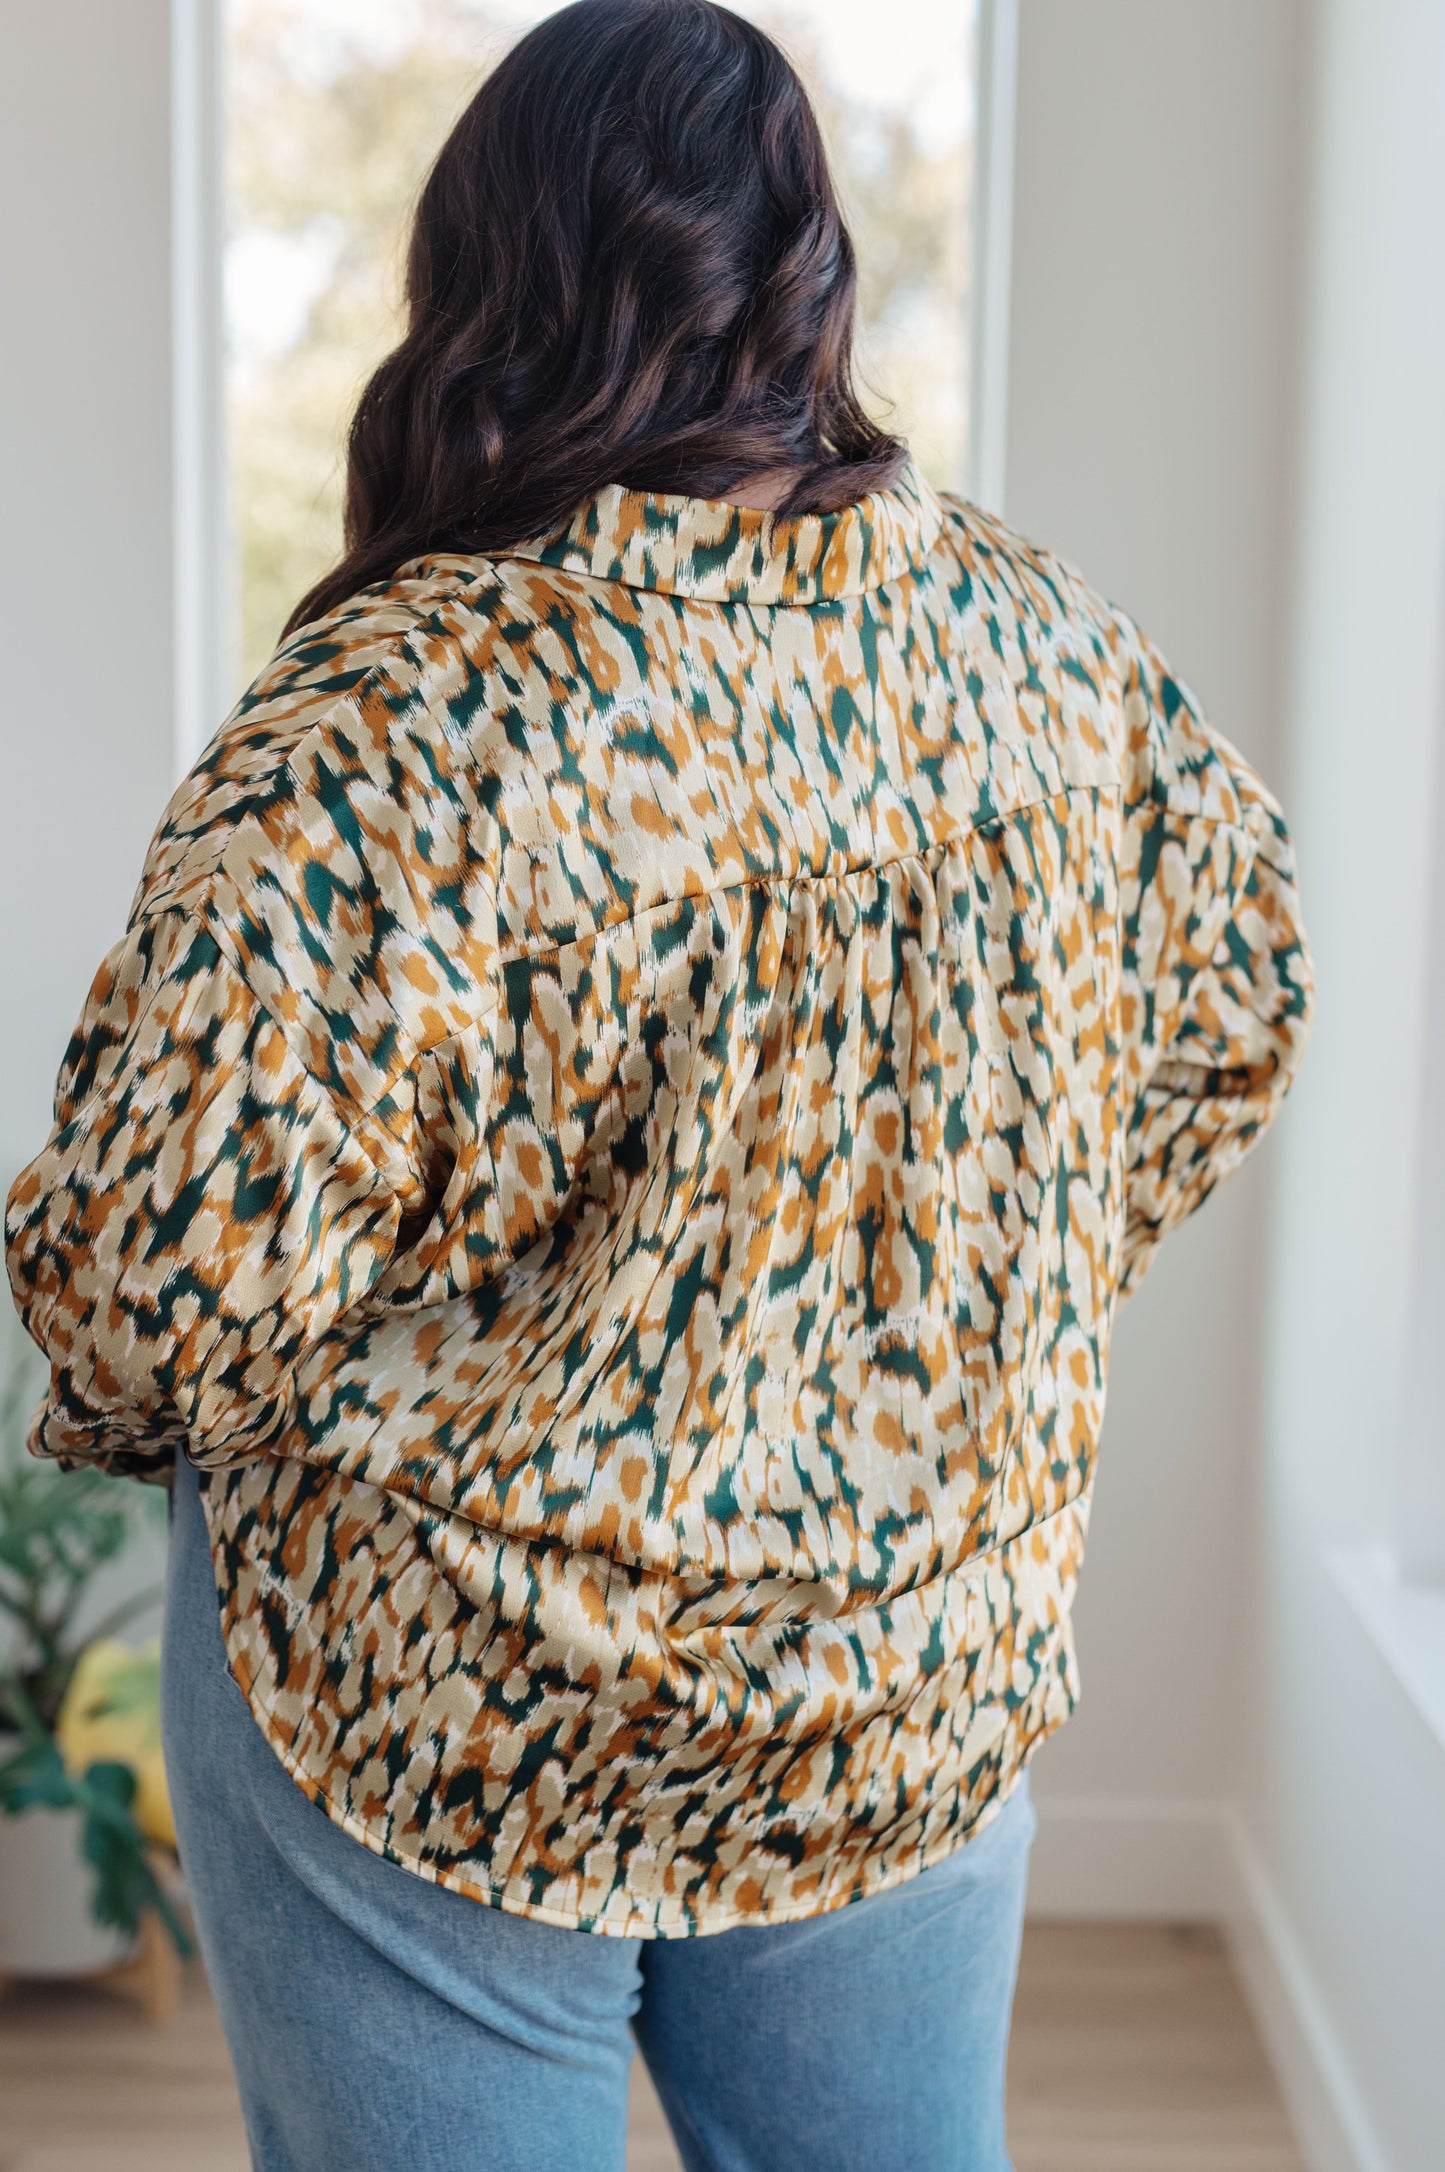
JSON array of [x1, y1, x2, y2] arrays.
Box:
[[1236, 4, 1445, 2169], [1006, 6, 1445, 2166], [0, 0, 178, 1180], [0, 0, 180, 1639], [1004, 0, 1311, 1902]]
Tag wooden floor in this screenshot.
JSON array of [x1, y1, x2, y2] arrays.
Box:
[[0, 1922, 1305, 2171]]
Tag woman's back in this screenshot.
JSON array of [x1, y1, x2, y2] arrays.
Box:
[[5, 14, 1317, 2163], [7, 458, 1310, 1935]]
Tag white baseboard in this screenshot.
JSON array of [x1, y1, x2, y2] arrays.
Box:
[[1024, 1791, 1390, 2172]]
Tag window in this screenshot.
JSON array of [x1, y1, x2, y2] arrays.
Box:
[[223, 0, 997, 684]]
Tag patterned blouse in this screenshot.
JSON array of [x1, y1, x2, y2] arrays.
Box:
[[5, 463, 1312, 1936]]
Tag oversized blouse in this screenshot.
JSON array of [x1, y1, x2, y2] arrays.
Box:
[[5, 465, 1313, 1936]]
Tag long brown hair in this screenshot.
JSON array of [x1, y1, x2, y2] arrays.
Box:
[[284, 0, 906, 635]]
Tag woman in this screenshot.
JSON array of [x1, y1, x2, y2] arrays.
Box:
[[4, 2, 1313, 2167]]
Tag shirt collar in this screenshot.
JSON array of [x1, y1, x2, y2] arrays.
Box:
[[506, 458, 944, 604]]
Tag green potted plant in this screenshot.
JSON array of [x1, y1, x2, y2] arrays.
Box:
[[0, 1313, 189, 1976]]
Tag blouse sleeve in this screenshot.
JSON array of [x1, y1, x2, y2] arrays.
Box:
[[1114, 624, 1315, 1298], [4, 909, 406, 1481]]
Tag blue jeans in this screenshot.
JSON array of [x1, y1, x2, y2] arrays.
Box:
[[162, 1450, 1035, 2172]]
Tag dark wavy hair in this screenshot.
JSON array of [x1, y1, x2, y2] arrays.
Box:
[[284, 0, 906, 635]]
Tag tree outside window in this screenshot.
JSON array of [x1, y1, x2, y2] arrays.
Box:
[[226, 0, 977, 684]]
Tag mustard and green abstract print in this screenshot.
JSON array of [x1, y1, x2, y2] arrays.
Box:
[[5, 465, 1312, 1935]]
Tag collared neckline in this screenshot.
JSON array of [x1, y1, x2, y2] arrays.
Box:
[[505, 458, 944, 605]]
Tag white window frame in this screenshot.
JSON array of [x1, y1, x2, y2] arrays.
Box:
[[1397, 575, 1445, 1585], [967, 0, 1018, 519], [1327, 556, 1445, 1748], [171, 0, 228, 771]]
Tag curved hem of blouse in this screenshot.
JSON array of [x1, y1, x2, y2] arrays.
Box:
[[215, 1642, 1070, 1941]]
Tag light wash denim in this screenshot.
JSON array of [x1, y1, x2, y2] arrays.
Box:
[[163, 1449, 1035, 2172]]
